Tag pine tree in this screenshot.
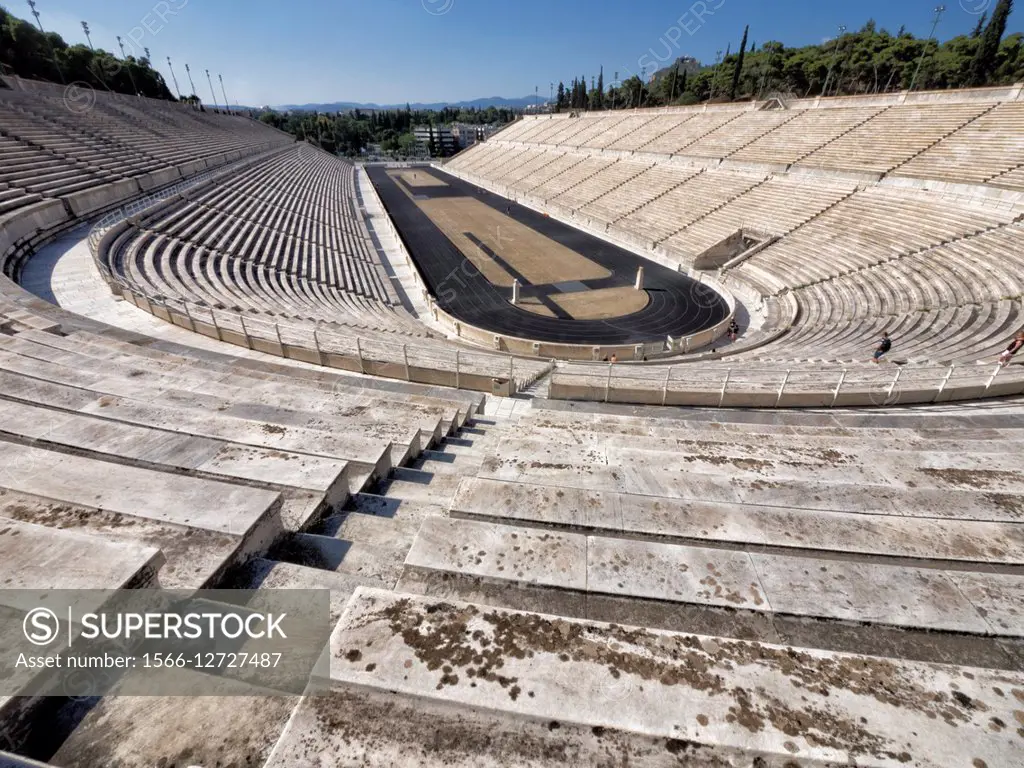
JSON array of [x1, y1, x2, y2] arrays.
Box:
[[556, 81, 566, 111], [969, 0, 1013, 86], [596, 67, 604, 109], [972, 12, 988, 38], [731, 25, 749, 100]]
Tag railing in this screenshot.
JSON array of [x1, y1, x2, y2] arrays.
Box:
[[550, 360, 1024, 407], [110, 288, 547, 394]]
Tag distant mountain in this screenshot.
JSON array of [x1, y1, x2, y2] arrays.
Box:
[[273, 95, 540, 112]]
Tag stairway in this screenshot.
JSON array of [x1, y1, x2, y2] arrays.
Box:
[[263, 409, 522, 590]]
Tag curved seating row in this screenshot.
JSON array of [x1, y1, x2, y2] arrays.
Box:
[[446, 90, 1024, 379], [455, 93, 1024, 188], [2, 79, 1024, 768]]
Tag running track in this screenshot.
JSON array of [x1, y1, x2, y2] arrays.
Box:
[[367, 165, 729, 345]]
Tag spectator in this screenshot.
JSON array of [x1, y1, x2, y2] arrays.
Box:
[[727, 319, 739, 341], [609, 353, 618, 363], [998, 332, 1024, 367], [872, 332, 892, 363]]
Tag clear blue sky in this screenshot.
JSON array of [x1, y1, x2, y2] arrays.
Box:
[[30, 0, 1023, 106]]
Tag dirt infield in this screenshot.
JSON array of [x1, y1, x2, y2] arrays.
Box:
[[415, 196, 610, 287], [388, 169, 448, 188], [516, 286, 648, 320], [552, 286, 649, 319], [516, 296, 558, 318]]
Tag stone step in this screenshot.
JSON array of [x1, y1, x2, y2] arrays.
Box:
[[475, 450, 1024, 522], [431, 435, 493, 457], [0, 359, 395, 481], [266, 682, 761, 767], [276, 530, 409, 589], [401, 517, 1024, 640], [48, 677, 299, 768], [516, 416, 1024, 455], [409, 449, 485, 475], [0, 443, 282, 589], [0, 518, 166, 740], [487, 436, 1024, 492], [520, 405, 1024, 442], [316, 587, 1021, 768], [375, 469, 463, 507], [318, 508, 421, 544], [4, 328, 462, 446], [237, 557, 380, 621], [345, 492, 446, 522], [0, 517, 163, 591], [77, 395, 393, 480], [530, 395, 1024, 432], [0, 398, 350, 512], [451, 477, 1024, 564]]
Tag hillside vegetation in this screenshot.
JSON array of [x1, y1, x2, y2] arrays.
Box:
[[558, 3, 1021, 109], [1, 4, 175, 100]]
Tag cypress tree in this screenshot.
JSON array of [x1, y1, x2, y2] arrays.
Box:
[[972, 12, 988, 38], [969, 0, 1013, 86], [596, 67, 604, 109], [731, 25, 749, 100]]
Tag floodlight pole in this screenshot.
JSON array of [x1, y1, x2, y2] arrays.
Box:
[[185, 63, 197, 105], [27, 1, 65, 84], [117, 36, 140, 95], [822, 25, 847, 96], [167, 57, 182, 99], [206, 69, 219, 110], [910, 5, 946, 91], [219, 74, 230, 112], [81, 20, 93, 50]]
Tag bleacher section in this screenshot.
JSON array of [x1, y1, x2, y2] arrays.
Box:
[[92, 143, 551, 393], [445, 86, 1024, 387], [3, 80, 1024, 767]]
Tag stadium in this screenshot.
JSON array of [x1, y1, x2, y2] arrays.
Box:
[[1, 2, 1024, 766]]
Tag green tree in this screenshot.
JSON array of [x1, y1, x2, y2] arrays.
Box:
[[973, 12, 988, 38], [731, 25, 749, 99], [595, 67, 604, 109], [969, 0, 1013, 85], [397, 132, 418, 157]]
